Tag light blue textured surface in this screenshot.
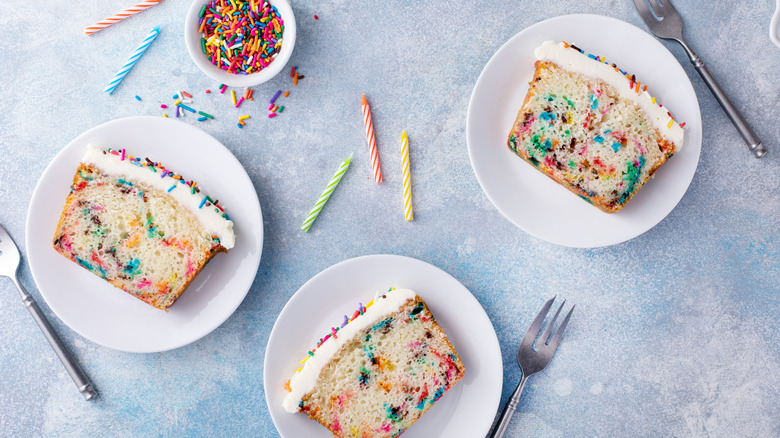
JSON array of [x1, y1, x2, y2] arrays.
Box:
[[1, 1, 779, 436]]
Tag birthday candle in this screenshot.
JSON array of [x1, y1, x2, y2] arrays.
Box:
[[361, 95, 382, 183], [301, 156, 352, 232], [103, 26, 160, 95], [400, 130, 413, 221], [84, 0, 163, 35]]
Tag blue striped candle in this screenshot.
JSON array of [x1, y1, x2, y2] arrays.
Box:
[[103, 26, 160, 94]]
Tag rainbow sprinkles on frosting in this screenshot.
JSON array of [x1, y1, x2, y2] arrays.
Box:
[[556, 40, 686, 134]]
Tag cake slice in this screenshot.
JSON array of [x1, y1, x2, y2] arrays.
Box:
[[283, 288, 465, 438], [52, 144, 235, 310], [507, 40, 685, 213]]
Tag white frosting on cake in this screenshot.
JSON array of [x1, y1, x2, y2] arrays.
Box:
[[282, 288, 417, 413], [81, 143, 235, 249], [535, 40, 685, 150]]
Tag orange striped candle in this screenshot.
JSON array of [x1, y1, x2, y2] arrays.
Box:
[[361, 94, 382, 183], [84, 0, 163, 36]]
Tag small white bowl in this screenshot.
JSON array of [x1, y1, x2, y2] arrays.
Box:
[[184, 0, 296, 87]]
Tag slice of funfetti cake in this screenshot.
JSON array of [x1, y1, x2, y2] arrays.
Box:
[[52, 144, 235, 310], [507, 40, 685, 213], [283, 288, 465, 437]]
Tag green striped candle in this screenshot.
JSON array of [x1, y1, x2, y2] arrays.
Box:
[[301, 155, 352, 232]]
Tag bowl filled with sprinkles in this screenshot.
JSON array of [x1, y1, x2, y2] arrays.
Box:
[[184, 0, 296, 87]]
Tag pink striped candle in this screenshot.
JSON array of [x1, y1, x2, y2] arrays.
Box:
[[361, 94, 382, 183]]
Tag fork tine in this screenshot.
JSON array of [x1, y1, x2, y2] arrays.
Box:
[[519, 296, 555, 348], [659, 0, 680, 14], [647, 0, 664, 18], [633, 0, 656, 21], [539, 299, 565, 346], [547, 305, 575, 350]]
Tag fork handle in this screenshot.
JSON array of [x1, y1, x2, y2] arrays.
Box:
[[489, 373, 529, 438], [12, 276, 98, 401], [685, 49, 767, 158]]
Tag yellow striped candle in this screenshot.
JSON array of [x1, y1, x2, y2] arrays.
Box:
[[400, 130, 413, 221]]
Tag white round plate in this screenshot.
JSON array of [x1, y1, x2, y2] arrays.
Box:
[[467, 14, 702, 248], [26, 116, 263, 353], [264, 254, 502, 438]]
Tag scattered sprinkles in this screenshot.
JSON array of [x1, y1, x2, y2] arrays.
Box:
[[290, 65, 305, 86], [270, 89, 281, 104], [265, 87, 291, 119], [177, 102, 196, 113], [155, 75, 301, 127]]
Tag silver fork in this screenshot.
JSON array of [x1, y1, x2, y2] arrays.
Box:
[[0, 224, 97, 400], [489, 297, 574, 438], [633, 0, 767, 158]]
